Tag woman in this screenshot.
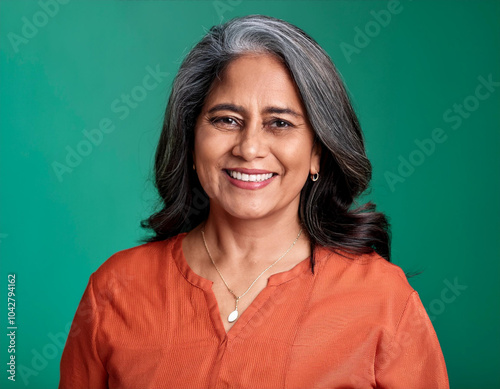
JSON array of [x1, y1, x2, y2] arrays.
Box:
[[59, 14, 449, 388]]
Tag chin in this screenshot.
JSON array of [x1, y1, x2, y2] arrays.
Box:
[[227, 208, 273, 220], [221, 201, 275, 220]]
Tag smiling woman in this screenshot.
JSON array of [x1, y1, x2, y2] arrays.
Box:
[[59, 14, 449, 389], [193, 53, 319, 222]]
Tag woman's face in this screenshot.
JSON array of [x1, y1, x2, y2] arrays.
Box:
[[193, 53, 320, 221]]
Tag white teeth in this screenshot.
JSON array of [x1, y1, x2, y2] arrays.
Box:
[[228, 170, 273, 182]]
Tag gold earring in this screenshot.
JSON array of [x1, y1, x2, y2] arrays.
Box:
[[193, 163, 196, 171], [311, 172, 319, 182]]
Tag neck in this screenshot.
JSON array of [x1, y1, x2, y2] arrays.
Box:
[[201, 204, 308, 270]]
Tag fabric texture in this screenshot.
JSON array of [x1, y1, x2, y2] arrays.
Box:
[[59, 233, 449, 389]]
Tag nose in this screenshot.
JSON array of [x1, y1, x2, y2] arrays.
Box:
[[231, 120, 268, 161]]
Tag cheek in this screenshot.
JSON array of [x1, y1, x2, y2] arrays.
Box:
[[194, 129, 223, 167], [277, 139, 314, 176], [193, 131, 232, 191]]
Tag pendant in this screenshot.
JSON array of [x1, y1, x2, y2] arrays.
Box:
[[228, 309, 239, 323], [228, 297, 239, 323]]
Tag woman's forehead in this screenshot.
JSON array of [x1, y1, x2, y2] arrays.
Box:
[[203, 54, 306, 114]]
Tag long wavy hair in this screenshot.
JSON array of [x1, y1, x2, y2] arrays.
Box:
[[141, 14, 391, 272]]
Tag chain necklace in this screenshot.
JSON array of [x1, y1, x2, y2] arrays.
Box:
[[200, 226, 302, 323]]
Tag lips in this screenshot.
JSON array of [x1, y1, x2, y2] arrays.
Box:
[[226, 170, 273, 182], [224, 168, 277, 189]]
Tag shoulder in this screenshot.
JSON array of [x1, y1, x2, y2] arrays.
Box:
[[314, 246, 415, 309], [89, 233, 185, 290]]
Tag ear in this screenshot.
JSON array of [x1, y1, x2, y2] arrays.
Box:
[[310, 141, 321, 175]]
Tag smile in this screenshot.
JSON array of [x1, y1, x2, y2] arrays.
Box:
[[226, 170, 274, 182]]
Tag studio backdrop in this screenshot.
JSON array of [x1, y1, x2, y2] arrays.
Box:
[[1, 0, 499, 388]]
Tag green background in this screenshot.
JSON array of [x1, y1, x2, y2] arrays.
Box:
[[1, 0, 499, 388]]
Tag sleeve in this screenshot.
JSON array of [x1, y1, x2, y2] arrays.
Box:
[[59, 273, 108, 389], [375, 291, 449, 389]]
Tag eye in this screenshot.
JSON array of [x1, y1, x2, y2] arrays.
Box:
[[209, 116, 240, 130], [268, 118, 293, 129]]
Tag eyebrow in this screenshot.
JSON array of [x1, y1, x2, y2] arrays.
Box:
[[207, 103, 303, 118]]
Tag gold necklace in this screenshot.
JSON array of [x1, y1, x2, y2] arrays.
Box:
[[201, 226, 303, 323]]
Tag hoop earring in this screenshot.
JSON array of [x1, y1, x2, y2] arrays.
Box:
[[311, 172, 319, 182]]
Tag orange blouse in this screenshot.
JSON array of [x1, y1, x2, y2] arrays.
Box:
[[59, 233, 449, 388]]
